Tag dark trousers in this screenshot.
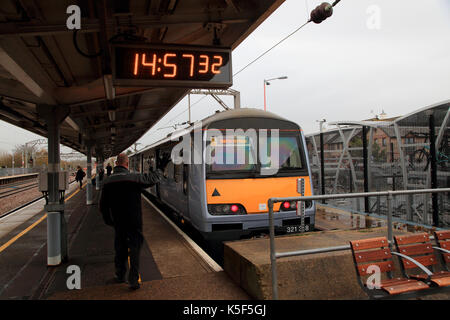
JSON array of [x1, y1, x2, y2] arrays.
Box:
[[78, 180, 82, 189], [114, 228, 143, 284]]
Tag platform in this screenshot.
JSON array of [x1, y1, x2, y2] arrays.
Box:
[[0, 184, 248, 300]]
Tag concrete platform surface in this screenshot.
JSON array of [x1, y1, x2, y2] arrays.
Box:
[[0, 183, 248, 300], [43, 189, 248, 300], [49, 271, 249, 300]]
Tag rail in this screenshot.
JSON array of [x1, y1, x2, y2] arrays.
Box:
[[267, 187, 450, 300]]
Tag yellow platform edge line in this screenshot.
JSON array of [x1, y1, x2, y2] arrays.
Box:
[[0, 178, 92, 254]]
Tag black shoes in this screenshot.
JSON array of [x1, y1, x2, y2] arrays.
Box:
[[112, 271, 141, 290], [128, 282, 140, 290]]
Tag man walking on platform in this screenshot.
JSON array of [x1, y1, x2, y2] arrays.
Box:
[[75, 166, 85, 189], [99, 153, 160, 290]]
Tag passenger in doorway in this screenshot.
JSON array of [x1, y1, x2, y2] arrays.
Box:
[[106, 163, 113, 176], [99, 153, 161, 290], [75, 166, 85, 189]]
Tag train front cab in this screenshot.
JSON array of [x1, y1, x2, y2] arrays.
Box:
[[192, 116, 316, 240]]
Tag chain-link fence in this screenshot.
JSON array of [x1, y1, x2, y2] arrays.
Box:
[[306, 100, 450, 228]]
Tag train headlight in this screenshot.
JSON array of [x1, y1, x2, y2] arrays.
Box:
[[208, 204, 247, 215]]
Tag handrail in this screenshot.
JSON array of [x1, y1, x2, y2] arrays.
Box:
[[268, 188, 450, 203], [268, 187, 450, 300], [433, 246, 450, 254], [391, 252, 433, 280]]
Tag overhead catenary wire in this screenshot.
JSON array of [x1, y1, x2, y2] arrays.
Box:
[[160, 95, 208, 127], [234, 0, 342, 77], [160, 18, 312, 128], [233, 20, 310, 77]]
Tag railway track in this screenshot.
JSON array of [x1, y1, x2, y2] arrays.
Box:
[[0, 179, 76, 220], [0, 182, 39, 199]]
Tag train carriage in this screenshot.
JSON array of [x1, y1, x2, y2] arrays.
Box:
[[130, 108, 315, 240]]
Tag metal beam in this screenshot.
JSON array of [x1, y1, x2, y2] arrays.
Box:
[[0, 46, 51, 102], [85, 117, 158, 130], [0, 14, 253, 38], [70, 104, 162, 118]]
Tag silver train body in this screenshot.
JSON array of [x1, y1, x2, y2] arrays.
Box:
[[130, 108, 315, 240]]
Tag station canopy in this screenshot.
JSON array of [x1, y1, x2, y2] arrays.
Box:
[[0, 0, 284, 158]]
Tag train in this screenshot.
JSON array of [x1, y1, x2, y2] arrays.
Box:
[[129, 108, 315, 240]]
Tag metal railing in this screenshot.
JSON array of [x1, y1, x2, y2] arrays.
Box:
[[267, 187, 450, 300]]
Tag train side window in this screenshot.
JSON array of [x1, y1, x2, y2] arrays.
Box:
[[164, 161, 174, 180], [148, 155, 156, 172], [174, 164, 183, 183]]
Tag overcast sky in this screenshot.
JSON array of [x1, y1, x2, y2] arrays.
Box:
[[1, 0, 449, 154]]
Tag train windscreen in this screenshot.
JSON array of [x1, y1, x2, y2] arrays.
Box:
[[208, 135, 257, 172], [261, 136, 304, 170], [205, 131, 306, 177]]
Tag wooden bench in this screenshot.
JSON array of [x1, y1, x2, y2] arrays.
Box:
[[350, 237, 430, 299], [394, 233, 450, 288], [434, 230, 450, 271]]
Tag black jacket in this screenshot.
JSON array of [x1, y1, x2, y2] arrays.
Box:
[[99, 166, 159, 230], [75, 169, 85, 181]]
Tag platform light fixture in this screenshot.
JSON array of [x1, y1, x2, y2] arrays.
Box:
[[263, 76, 288, 111], [103, 74, 115, 100], [107, 102, 116, 122]]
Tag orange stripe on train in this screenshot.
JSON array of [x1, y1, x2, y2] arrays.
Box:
[[206, 176, 312, 214]]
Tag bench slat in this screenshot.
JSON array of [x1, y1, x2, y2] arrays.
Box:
[[381, 280, 428, 295], [397, 243, 433, 256], [401, 254, 437, 269], [351, 237, 388, 251], [357, 260, 394, 276], [354, 248, 391, 263], [435, 230, 450, 240], [412, 271, 450, 280], [431, 277, 450, 287], [395, 233, 429, 245], [444, 253, 450, 264]]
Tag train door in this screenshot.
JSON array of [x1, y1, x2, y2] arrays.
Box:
[[173, 162, 189, 219], [155, 149, 162, 198]]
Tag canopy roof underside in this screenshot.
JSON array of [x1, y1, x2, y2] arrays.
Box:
[[0, 0, 284, 158]]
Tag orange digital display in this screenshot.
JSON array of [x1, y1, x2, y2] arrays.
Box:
[[113, 44, 232, 88]]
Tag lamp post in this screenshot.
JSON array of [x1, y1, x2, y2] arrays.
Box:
[[263, 76, 288, 111]]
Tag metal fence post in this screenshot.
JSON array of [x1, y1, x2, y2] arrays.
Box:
[[268, 200, 278, 300], [362, 126, 369, 213], [387, 191, 394, 247], [297, 178, 305, 232], [429, 113, 439, 227], [320, 131, 325, 201]]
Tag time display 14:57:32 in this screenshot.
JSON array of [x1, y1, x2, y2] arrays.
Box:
[[113, 45, 231, 85], [133, 52, 223, 78]]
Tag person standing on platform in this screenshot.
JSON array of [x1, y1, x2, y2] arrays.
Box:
[[99, 153, 161, 290], [75, 166, 85, 189], [106, 163, 113, 176]]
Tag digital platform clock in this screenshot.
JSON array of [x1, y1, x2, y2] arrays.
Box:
[[112, 44, 232, 88]]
